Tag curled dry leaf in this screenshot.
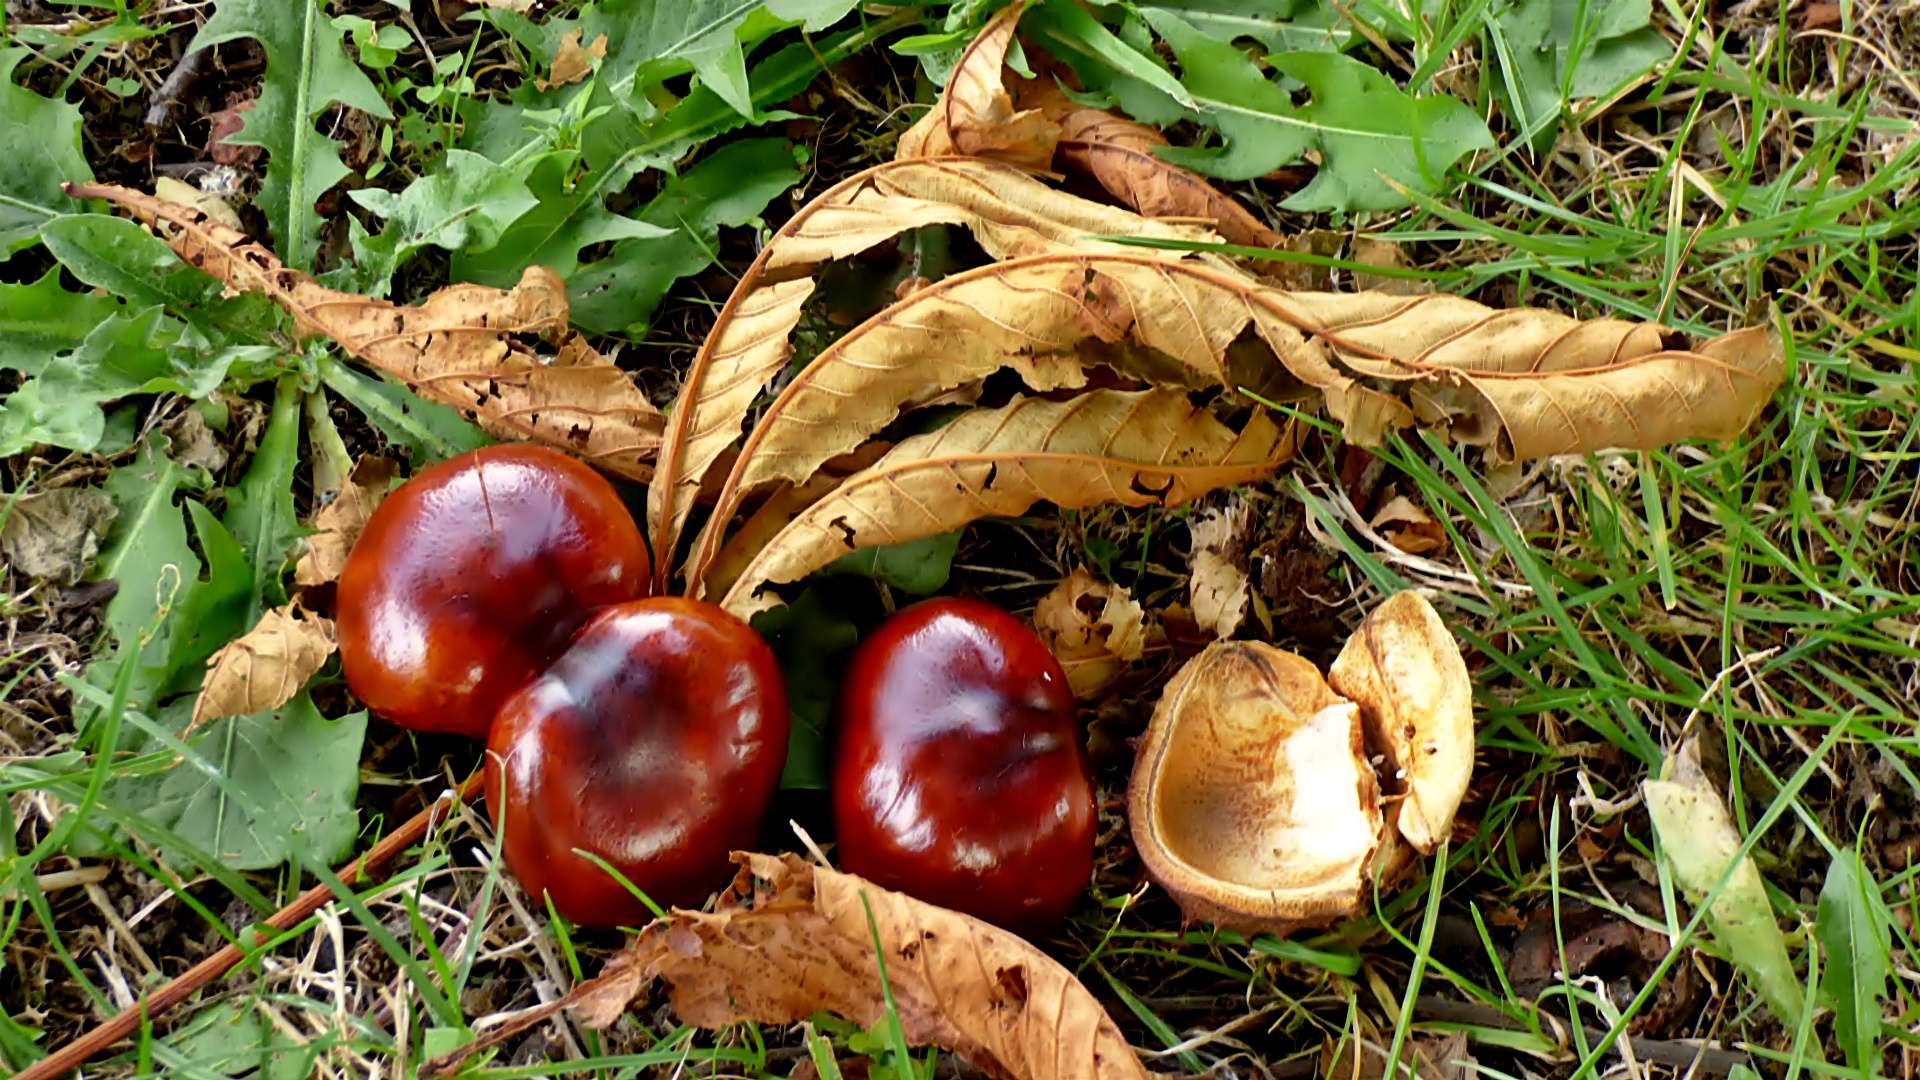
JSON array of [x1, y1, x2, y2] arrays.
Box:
[[648, 158, 1223, 588], [897, 1, 1057, 170], [1033, 567, 1147, 699], [688, 250, 1780, 594], [1187, 502, 1250, 640], [1642, 737, 1804, 1022], [576, 852, 1148, 1080], [1326, 591, 1473, 853], [719, 389, 1292, 618], [68, 183, 665, 482], [1130, 640, 1383, 935], [292, 455, 398, 588], [191, 604, 338, 729]]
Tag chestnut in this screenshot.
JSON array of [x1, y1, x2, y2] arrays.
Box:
[[337, 445, 649, 739], [832, 597, 1095, 931], [486, 597, 789, 927]]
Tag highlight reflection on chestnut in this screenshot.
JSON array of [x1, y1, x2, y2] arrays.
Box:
[[486, 597, 788, 928], [833, 597, 1095, 931], [336, 445, 648, 739]]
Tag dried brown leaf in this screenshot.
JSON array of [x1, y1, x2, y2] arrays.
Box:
[[537, 29, 607, 91], [720, 390, 1291, 618], [579, 851, 1148, 1080], [1033, 567, 1147, 699], [647, 158, 1223, 588], [0, 488, 117, 585], [293, 455, 398, 588], [897, 1, 1058, 169], [67, 183, 664, 482], [1188, 502, 1250, 640], [1350, 237, 1434, 295], [191, 604, 337, 728]]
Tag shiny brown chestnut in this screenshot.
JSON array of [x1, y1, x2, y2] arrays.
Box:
[[832, 597, 1095, 931], [486, 597, 789, 928], [336, 444, 649, 739]]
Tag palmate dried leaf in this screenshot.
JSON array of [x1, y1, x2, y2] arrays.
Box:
[[687, 249, 1781, 593], [67, 183, 665, 482], [719, 389, 1290, 618], [292, 455, 397, 587], [191, 603, 337, 728], [576, 852, 1148, 1080], [1033, 567, 1147, 699], [647, 157, 1223, 587], [897, 1, 1057, 170]]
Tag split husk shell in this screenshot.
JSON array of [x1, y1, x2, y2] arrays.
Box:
[[1129, 592, 1473, 934]]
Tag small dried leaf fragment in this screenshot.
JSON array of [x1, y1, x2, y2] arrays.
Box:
[[1643, 738, 1804, 1022], [1033, 568, 1147, 699], [578, 852, 1146, 1080], [293, 456, 398, 587], [537, 29, 607, 91], [192, 604, 338, 728], [154, 176, 243, 232], [897, 1, 1058, 169], [69, 183, 664, 482], [1326, 591, 1473, 852], [1187, 502, 1250, 640], [720, 390, 1292, 618], [0, 488, 118, 585], [1131, 641, 1382, 935]]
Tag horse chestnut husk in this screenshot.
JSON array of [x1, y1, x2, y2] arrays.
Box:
[[832, 597, 1095, 931]]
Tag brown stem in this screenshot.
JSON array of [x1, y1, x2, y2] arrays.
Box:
[[14, 772, 485, 1080]]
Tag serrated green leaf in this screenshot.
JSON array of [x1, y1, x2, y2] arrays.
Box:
[[167, 999, 315, 1080], [1817, 849, 1891, 1073], [1136, 0, 1352, 55], [221, 379, 304, 624], [0, 48, 93, 251], [0, 309, 260, 457], [1492, 0, 1672, 149], [579, 0, 812, 121], [567, 138, 798, 335], [105, 694, 367, 870], [1138, 11, 1492, 209], [190, 0, 392, 270], [451, 149, 673, 289], [317, 353, 491, 464], [822, 530, 961, 595], [86, 435, 200, 716], [349, 149, 542, 296], [0, 267, 126, 377], [38, 213, 226, 317], [164, 501, 256, 699]]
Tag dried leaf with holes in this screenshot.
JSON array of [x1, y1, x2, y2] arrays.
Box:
[[191, 604, 338, 729], [67, 183, 665, 482], [719, 390, 1292, 618], [576, 852, 1148, 1080], [293, 456, 398, 587], [648, 157, 1223, 590], [1033, 567, 1147, 699], [897, 1, 1058, 169], [1130, 640, 1384, 935], [1326, 591, 1474, 852], [1187, 502, 1250, 640]]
